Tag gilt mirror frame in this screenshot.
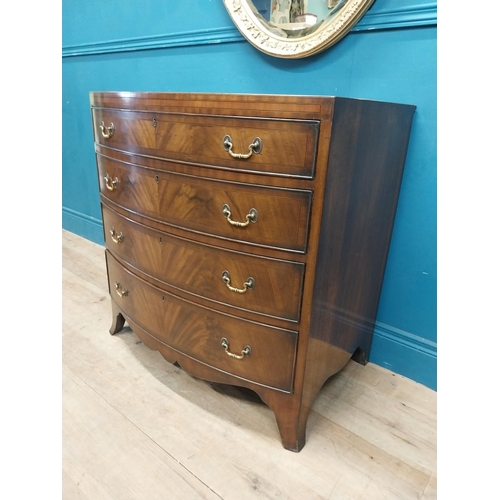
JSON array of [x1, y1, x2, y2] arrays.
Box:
[[223, 0, 375, 59]]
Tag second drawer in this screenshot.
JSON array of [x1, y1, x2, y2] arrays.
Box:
[[97, 154, 312, 253], [103, 205, 305, 322]]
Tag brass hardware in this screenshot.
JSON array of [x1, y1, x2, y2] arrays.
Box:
[[152, 117, 157, 127], [221, 270, 255, 294], [223, 135, 262, 159], [220, 337, 251, 359], [114, 281, 128, 298], [100, 121, 114, 139], [104, 174, 119, 191], [222, 204, 258, 227], [109, 227, 124, 244]]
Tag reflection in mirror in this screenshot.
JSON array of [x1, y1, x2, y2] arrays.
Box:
[[223, 0, 375, 59], [251, 0, 347, 38]]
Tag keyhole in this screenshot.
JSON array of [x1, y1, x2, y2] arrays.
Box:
[[159, 237, 163, 244], [155, 175, 159, 184], [152, 117, 157, 127]]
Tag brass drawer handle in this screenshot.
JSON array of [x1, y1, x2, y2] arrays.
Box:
[[221, 270, 254, 293], [109, 227, 124, 244], [100, 121, 114, 139], [104, 174, 119, 191], [220, 337, 251, 359], [223, 135, 262, 159], [222, 204, 258, 227], [114, 281, 128, 298]]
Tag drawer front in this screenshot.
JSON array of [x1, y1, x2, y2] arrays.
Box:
[[103, 206, 305, 322], [93, 108, 319, 178], [98, 155, 312, 253], [107, 252, 297, 392]]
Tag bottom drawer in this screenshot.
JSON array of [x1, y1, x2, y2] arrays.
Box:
[[106, 252, 297, 392]]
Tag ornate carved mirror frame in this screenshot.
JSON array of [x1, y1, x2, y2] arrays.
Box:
[[223, 0, 375, 59]]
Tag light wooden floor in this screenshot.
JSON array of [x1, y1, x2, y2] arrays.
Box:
[[62, 229, 437, 500]]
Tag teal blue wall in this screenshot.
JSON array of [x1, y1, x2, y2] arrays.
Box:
[[62, 0, 437, 389]]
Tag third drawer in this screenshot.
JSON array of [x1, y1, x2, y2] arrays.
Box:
[[103, 205, 305, 322]]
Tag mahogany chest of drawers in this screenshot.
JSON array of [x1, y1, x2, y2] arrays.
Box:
[[90, 92, 415, 452]]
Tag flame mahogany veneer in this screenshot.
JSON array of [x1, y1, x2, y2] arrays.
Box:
[[90, 92, 415, 452]]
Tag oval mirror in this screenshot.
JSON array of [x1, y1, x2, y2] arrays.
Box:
[[223, 0, 375, 59]]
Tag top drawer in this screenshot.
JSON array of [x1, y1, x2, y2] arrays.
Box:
[[92, 109, 319, 178]]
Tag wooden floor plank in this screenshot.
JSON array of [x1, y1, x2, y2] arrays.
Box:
[[62, 470, 91, 500], [313, 369, 436, 474], [421, 473, 437, 500], [63, 365, 221, 500], [62, 230, 437, 500]]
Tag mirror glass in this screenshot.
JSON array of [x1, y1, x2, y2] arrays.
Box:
[[252, 0, 347, 38], [223, 0, 375, 59]]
